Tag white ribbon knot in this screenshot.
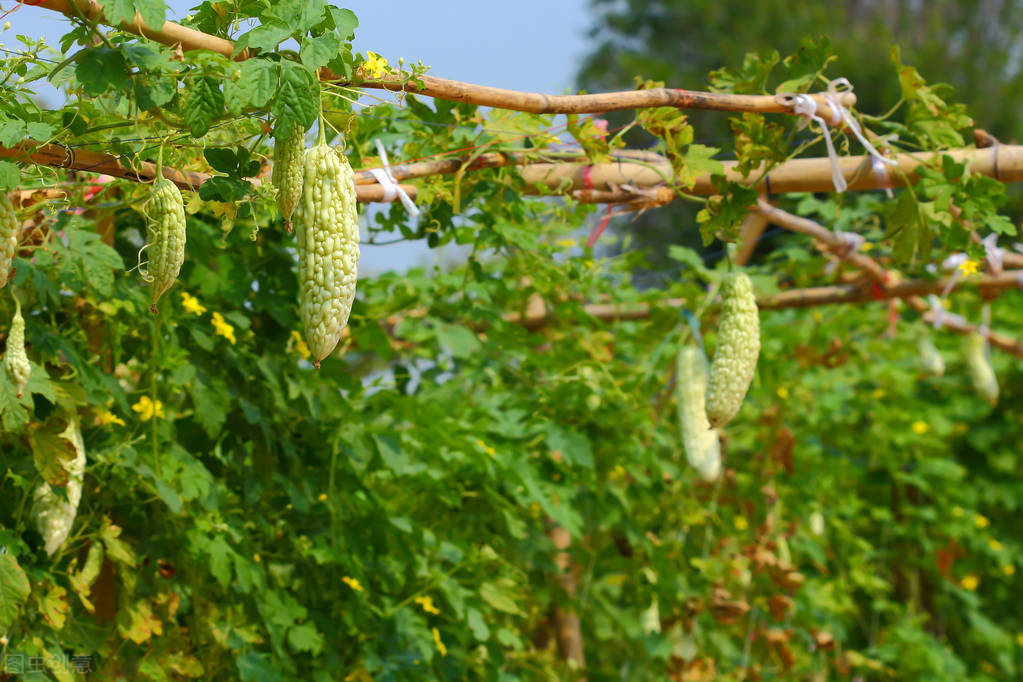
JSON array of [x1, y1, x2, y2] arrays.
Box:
[[368, 139, 420, 218]]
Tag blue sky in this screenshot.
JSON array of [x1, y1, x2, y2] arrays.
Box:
[[9, 1, 594, 273]]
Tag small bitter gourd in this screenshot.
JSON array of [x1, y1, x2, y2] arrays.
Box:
[[916, 327, 945, 376], [294, 140, 359, 367], [965, 333, 998, 405], [139, 177, 187, 314], [31, 414, 86, 556], [706, 273, 760, 428], [272, 127, 306, 230], [4, 296, 29, 398], [676, 345, 722, 480], [0, 190, 17, 288]]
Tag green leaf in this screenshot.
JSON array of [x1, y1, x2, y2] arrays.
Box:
[[300, 32, 340, 71], [183, 77, 224, 138], [237, 652, 288, 682], [480, 580, 523, 616], [0, 161, 20, 190], [236, 21, 293, 54], [0, 553, 31, 631], [271, 62, 319, 138], [133, 0, 166, 29], [30, 419, 78, 486], [225, 59, 277, 114], [545, 424, 593, 469], [192, 379, 230, 437], [287, 622, 323, 654], [76, 48, 129, 96], [325, 7, 358, 40]]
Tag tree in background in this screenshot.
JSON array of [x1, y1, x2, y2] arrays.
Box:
[[577, 0, 1023, 274]]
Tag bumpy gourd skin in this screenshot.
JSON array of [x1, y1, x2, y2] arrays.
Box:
[[676, 346, 721, 481], [294, 143, 359, 366], [965, 333, 998, 405], [4, 298, 30, 398], [706, 272, 760, 428], [0, 191, 17, 288], [140, 178, 187, 313], [31, 414, 86, 556], [272, 128, 305, 229], [916, 327, 945, 376]]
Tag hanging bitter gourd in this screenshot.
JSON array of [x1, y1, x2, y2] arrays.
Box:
[[706, 273, 760, 428], [916, 327, 945, 376], [139, 177, 187, 314], [294, 139, 359, 367], [0, 190, 17, 288], [677, 345, 722, 481], [272, 127, 306, 230], [4, 296, 29, 398], [31, 414, 86, 556], [964, 332, 998, 405]]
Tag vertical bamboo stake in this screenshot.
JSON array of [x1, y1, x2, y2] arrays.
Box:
[[549, 525, 586, 676]]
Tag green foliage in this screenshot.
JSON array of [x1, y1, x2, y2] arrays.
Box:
[[0, 3, 1019, 681]]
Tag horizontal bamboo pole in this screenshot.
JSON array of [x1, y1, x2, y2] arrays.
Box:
[[754, 200, 1023, 357], [36, 0, 853, 118], [0, 142, 416, 203], [352, 150, 669, 186], [521, 145, 1023, 197]]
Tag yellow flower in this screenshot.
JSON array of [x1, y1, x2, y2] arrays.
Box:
[[555, 238, 577, 248], [959, 574, 980, 591], [988, 538, 1004, 551], [957, 259, 980, 276], [1017, 632, 1023, 647], [290, 330, 311, 360], [1003, 565, 1016, 577], [911, 421, 928, 435], [871, 388, 885, 400], [253, 553, 261, 563], [363, 51, 389, 79], [861, 242, 874, 252], [974, 513, 990, 529], [180, 291, 207, 316], [414, 595, 441, 615], [342, 576, 364, 592], [432, 627, 447, 657], [776, 387, 789, 400], [131, 396, 164, 422], [211, 312, 236, 345], [96, 409, 125, 427], [476, 439, 496, 456], [318, 493, 328, 502], [734, 516, 749, 531]]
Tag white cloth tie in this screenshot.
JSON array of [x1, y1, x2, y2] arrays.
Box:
[[368, 139, 420, 218]]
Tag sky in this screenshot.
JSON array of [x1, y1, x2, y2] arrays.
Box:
[[7, 0, 595, 274]]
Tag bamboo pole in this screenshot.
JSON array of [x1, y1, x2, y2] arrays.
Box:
[[0, 142, 416, 202], [753, 200, 1023, 357], [35, 0, 853, 118], [521, 145, 1023, 197], [352, 150, 669, 186]]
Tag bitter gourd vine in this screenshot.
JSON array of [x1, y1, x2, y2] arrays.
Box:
[[965, 332, 998, 405], [0, 190, 17, 288], [676, 345, 721, 481], [30, 413, 86, 556], [272, 127, 307, 230], [4, 295, 30, 398], [139, 177, 187, 314], [916, 326, 945, 376], [294, 129, 359, 367], [706, 272, 760, 428]]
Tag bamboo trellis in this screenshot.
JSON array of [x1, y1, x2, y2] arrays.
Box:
[[37, 0, 854, 118], [8, 0, 1022, 359]]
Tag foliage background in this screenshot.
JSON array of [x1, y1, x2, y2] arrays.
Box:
[[0, 1, 1020, 681]]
